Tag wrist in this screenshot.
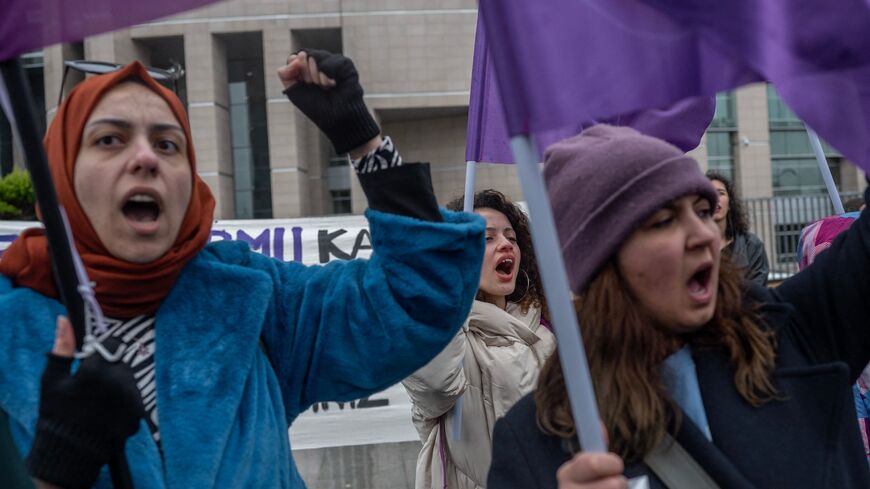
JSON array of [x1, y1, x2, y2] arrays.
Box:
[[349, 136, 383, 159], [28, 422, 108, 489]]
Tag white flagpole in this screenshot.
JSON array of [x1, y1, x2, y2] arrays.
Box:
[[463, 160, 477, 212], [451, 160, 477, 441], [806, 127, 845, 214], [509, 135, 606, 453]]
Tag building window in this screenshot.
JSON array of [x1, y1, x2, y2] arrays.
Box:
[[774, 222, 803, 264], [225, 33, 272, 219], [330, 189, 352, 214], [706, 91, 736, 181], [326, 150, 351, 215], [1, 50, 44, 176], [138, 37, 186, 107], [707, 131, 735, 181], [767, 85, 840, 196], [0, 111, 11, 177]]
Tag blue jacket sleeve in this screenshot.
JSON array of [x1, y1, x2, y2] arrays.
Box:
[[256, 208, 484, 418]]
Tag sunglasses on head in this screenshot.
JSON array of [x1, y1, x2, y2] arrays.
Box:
[[58, 60, 185, 106]]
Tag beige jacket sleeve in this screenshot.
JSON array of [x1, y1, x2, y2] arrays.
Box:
[[402, 325, 468, 421]]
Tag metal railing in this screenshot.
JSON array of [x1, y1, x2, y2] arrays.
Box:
[[745, 192, 862, 280]]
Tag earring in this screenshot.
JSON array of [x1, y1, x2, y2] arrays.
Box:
[[512, 269, 531, 304]]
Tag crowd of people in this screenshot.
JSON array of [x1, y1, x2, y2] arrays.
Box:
[[0, 48, 868, 489]]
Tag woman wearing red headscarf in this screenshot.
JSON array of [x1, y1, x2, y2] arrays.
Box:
[[0, 50, 484, 489]]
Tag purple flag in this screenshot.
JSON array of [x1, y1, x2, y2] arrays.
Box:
[[475, 0, 870, 171], [1, 0, 220, 60], [466, 14, 715, 163]]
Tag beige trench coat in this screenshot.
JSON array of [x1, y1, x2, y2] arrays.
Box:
[[402, 300, 556, 488]]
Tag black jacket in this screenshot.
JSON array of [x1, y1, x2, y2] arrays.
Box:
[[726, 232, 769, 287], [488, 204, 870, 489]]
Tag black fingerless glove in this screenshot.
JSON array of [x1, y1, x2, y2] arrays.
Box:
[[283, 49, 381, 155], [27, 352, 144, 489]]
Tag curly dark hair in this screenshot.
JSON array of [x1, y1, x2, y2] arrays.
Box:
[[447, 190, 547, 318], [706, 170, 749, 239]]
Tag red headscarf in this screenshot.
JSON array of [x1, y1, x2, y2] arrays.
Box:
[[0, 62, 215, 317]]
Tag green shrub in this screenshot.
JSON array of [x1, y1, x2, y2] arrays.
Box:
[[0, 200, 21, 219], [0, 170, 35, 220]]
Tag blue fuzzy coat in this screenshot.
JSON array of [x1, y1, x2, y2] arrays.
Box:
[[0, 209, 484, 488]]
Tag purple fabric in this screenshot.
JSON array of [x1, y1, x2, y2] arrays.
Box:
[[466, 15, 715, 163], [0, 0, 219, 60], [475, 0, 870, 172]]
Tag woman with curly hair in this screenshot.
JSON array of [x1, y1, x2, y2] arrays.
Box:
[[707, 170, 770, 286], [403, 189, 555, 489]]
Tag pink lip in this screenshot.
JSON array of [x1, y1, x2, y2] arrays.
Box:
[[121, 186, 164, 209], [496, 271, 514, 283], [125, 218, 160, 236]]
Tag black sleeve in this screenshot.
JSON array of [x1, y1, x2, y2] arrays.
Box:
[[773, 186, 870, 380], [357, 162, 443, 222], [0, 410, 34, 489], [488, 416, 541, 489]]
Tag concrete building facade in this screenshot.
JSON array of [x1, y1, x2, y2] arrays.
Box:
[[2, 0, 865, 219]]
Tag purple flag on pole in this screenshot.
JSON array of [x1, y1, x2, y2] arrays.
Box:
[[466, 14, 715, 163], [474, 0, 870, 171], [1, 0, 221, 60]]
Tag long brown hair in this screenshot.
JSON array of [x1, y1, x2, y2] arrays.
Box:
[[535, 258, 778, 461], [447, 190, 547, 317]]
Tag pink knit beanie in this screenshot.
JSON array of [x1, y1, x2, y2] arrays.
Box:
[[544, 124, 718, 293]]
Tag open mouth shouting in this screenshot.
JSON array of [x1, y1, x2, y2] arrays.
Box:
[[495, 256, 516, 282], [687, 262, 714, 305], [121, 188, 163, 235]]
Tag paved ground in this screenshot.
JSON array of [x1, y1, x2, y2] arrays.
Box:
[[294, 441, 421, 489]]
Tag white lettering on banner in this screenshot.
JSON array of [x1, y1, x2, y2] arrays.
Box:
[[0, 217, 421, 449]]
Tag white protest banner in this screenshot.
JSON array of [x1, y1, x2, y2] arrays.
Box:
[[1, 214, 374, 265], [289, 383, 418, 449], [0, 216, 421, 448]]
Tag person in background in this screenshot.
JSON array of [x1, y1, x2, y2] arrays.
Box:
[[707, 171, 769, 286], [487, 125, 870, 489], [403, 189, 555, 489], [0, 50, 484, 489]]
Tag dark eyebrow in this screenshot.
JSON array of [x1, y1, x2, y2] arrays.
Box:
[[485, 226, 515, 233], [659, 196, 709, 211], [85, 118, 185, 135], [85, 118, 132, 130]]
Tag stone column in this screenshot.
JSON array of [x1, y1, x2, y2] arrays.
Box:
[[263, 28, 309, 218], [185, 30, 235, 218], [43, 43, 85, 123], [734, 83, 774, 199], [687, 133, 709, 172], [839, 162, 865, 195], [84, 31, 149, 65]]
